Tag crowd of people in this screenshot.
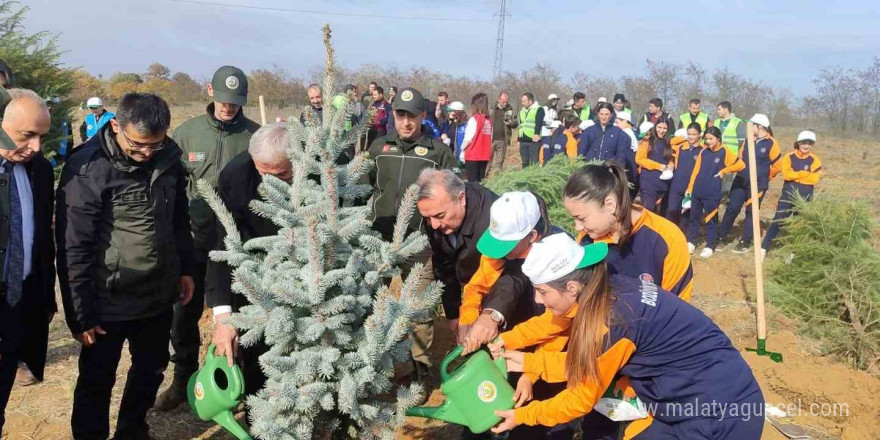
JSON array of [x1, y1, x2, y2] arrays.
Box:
[[0, 56, 824, 440]]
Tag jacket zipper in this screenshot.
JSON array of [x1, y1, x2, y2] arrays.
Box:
[[396, 151, 407, 205], [215, 130, 226, 184], [598, 124, 607, 160]]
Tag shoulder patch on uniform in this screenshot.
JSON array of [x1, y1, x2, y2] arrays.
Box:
[[414, 146, 428, 156]]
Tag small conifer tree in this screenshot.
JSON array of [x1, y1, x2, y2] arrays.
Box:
[[199, 25, 442, 439]]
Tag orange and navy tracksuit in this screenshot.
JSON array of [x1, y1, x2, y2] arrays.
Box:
[[665, 137, 700, 227], [635, 138, 671, 212], [719, 136, 781, 244], [580, 209, 694, 302], [761, 150, 822, 251], [685, 144, 745, 249], [540, 126, 578, 165], [512, 275, 764, 439]]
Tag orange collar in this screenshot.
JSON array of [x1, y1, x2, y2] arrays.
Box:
[[583, 208, 648, 245], [564, 303, 579, 319], [794, 150, 812, 159]]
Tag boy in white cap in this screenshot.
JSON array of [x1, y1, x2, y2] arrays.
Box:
[[78, 97, 114, 143]]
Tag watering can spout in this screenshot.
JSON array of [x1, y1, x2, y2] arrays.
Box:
[[406, 400, 468, 426], [213, 410, 254, 440]]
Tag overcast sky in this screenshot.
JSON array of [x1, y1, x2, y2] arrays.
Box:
[[21, 0, 880, 96]]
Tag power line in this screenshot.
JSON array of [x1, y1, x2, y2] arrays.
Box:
[[492, 0, 509, 80], [168, 0, 491, 23]]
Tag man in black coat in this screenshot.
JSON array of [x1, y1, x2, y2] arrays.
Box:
[[206, 123, 288, 401], [0, 88, 56, 436], [56, 93, 195, 440], [415, 169, 537, 345]]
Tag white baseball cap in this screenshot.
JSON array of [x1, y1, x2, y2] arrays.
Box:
[[87, 97, 103, 108], [674, 128, 687, 138], [565, 99, 574, 108], [750, 113, 770, 128], [797, 130, 817, 142], [477, 192, 542, 258], [639, 121, 654, 134], [615, 111, 632, 125], [522, 233, 608, 285], [579, 119, 595, 131], [447, 101, 465, 112], [548, 93, 559, 100], [598, 97, 607, 103]]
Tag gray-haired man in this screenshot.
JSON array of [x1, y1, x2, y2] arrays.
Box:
[[206, 122, 291, 401]]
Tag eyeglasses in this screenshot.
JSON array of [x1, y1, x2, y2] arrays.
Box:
[[119, 129, 167, 152]]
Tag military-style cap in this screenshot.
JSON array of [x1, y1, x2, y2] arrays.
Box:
[[211, 65, 248, 106], [0, 88, 17, 150], [392, 87, 426, 115]]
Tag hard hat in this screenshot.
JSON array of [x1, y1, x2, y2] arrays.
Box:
[[750, 113, 770, 128], [447, 101, 465, 111], [796, 130, 817, 142]]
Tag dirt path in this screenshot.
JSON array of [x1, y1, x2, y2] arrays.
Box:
[[7, 128, 878, 439]]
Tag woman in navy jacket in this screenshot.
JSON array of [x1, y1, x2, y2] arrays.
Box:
[[577, 102, 630, 167]]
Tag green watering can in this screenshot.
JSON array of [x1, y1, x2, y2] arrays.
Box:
[[187, 344, 253, 440], [406, 346, 515, 433]]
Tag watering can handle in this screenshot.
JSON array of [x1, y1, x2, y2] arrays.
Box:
[[439, 346, 464, 382], [207, 343, 217, 363]]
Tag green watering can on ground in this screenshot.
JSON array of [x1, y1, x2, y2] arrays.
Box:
[[406, 346, 515, 433], [187, 344, 253, 440]]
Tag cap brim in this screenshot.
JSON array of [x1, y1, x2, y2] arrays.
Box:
[[477, 229, 522, 259], [0, 127, 17, 150], [212, 90, 247, 106], [575, 242, 609, 269]]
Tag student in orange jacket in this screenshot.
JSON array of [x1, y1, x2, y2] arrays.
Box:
[[635, 120, 674, 213], [685, 126, 745, 259], [564, 162, 694, 302], [665, 125, 702, 228], [540, 114, 580, 165], [490, 233, 765, 439], [460, 191, 572, 439], [760, 130, 822, 257], [719, 114, 781, 252]]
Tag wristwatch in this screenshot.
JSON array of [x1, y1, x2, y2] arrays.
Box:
[[482, 309, 504, 325]]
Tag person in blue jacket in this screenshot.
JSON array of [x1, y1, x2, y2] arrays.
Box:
[[78, 97, 114, 143], [577, 102, 629, 166]]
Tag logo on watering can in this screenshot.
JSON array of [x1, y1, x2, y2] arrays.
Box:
[[477, 380, 498, 403], [194, 382, 205, 401]]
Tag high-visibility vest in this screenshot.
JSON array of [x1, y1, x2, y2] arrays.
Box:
[[679, 112, 709, 133], [519, 106, 538, 139], [718, 116, 742, 154], [577, 106, 592, 122]]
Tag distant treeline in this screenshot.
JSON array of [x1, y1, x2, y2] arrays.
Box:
[[72, 57, 880, 135]]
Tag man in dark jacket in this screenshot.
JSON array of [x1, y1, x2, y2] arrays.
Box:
[[56, 93, 195, 440], [415, 170, 537, 347], [0, 88, 56, 435], [155, 65, 261, 410], [300, 83, 324, 125], [638, 97, 677, 137], [487, 91, 517, 176], [207, 122, 290, 403], [368, 87, 454, 380]]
